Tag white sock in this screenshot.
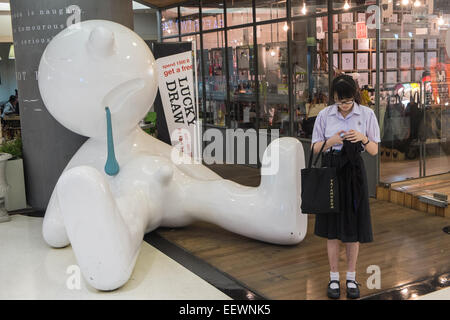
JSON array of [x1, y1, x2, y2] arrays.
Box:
[[330, 272, 339, 289], [347, 272, 357, 289]]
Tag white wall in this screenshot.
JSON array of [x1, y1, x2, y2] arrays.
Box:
[[0, 14, 13, 42]]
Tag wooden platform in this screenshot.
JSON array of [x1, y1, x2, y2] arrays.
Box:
[[154, 164, 450, 300], [377, 173, 450, 218], [380, 154, 450, 184]]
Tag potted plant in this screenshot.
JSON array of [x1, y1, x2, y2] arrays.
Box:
[[0, 138, 27, 212]]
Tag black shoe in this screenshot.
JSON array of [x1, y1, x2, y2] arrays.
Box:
[[327, 280, 340, 299], [346, 280, 361, 299]]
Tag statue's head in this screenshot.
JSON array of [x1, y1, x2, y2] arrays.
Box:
[[38, 20, 158, 139]]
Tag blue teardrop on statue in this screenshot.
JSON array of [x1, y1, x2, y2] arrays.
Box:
[[104, 107, 120, 176]]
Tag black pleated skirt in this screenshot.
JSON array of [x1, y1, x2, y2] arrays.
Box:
[[314, 150, 374, 243]]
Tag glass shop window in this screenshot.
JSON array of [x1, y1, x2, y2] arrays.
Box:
[[161, 7, 179, 37], [203, 31, 227, 126], [202, 0, 225, 31], [256, 22, 289, 135], [226, 0, 253, 27], [227, 27, 257, 129]]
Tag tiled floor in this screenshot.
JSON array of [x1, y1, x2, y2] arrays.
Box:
[[0, 214, 231, 300]]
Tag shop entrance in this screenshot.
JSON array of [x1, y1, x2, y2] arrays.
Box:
[[378, 2, 450, 186], [379, 81, 450, 184]]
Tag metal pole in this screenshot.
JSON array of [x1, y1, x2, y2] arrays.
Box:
[[252, 0, 261, 167], [376, 0, 381, 187], [328, 0, 334, 105], [287, 0, 294, 137], [223, 0, 231, 128], [199, 0, 208, 152], [193, 38, 201, 163]]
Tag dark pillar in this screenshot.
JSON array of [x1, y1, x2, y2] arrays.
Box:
[[9, 0, 133, 212]]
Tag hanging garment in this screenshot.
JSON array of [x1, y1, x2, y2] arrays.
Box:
[[404, 91, 423, 141], [314, 140, 373, 243]]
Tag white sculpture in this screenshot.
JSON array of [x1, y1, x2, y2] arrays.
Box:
[[38, 20, 307, 291]]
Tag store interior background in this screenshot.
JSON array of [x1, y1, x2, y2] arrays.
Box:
[[0, 0, 449, 213], [158, 0, 450, 201]]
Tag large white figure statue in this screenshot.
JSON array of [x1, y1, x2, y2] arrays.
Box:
[[39, 20, 307, 291]]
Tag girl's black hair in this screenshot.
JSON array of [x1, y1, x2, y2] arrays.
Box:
[[9, 95, 16, 103], [331, 74, 361, 105]]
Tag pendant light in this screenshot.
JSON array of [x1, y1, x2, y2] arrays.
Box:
[[301, 1, 307, 15]]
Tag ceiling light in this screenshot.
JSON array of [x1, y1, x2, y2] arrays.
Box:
[[344, 1, 351, 10], [402, 0, 409, 5], [414, 0, 421, 7], [301, 2, 307, 15], [0, 3, 10, 11], [132, 1, 150, 10], [270, 50, 276, 57]]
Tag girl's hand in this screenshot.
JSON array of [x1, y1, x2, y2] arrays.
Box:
[[344, 130, 368, 144], [328, 130, 346, 146]]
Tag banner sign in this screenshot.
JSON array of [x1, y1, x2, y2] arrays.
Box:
[[356, 21, 368, 39], [156, 51, 199, 159]]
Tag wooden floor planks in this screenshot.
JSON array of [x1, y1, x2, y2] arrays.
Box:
[[155, 165, 450, 300]]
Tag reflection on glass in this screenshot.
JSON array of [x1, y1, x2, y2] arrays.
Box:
[[180, 3, 200, 34], [181, 35, 203, 121], [291, 0, 327, 17], [378, 2, 450, 183], [333, 10, 376, 110], [257, 23, 289, 135], [255, 0, 286, 22], [203, 31, 227, 126], [228, 27, 256, 129], [161, 7, 179, 37], [226, 0, 253, 27], [292, 18, 329, 138], [332, 0, 376, 10], [202, 0, 225, 31]]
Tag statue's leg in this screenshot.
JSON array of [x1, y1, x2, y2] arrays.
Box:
[[42, 190, 70, 248], [178, 137, 308, 245], [56, 166, 144, 291]]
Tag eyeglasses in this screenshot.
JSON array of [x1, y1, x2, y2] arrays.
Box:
[[337, 99, 354, 106]]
